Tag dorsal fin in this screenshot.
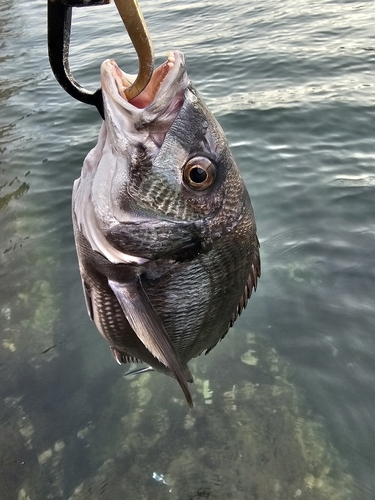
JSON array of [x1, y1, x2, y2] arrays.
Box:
[[205, 238, 261, 355], [229, 238, 261, 327]]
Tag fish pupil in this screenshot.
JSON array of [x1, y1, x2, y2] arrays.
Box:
[[190, 167, 207, 183]]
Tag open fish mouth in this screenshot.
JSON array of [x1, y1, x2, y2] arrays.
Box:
[[99, 50, 189, 150], [101, 50, 186, 110]]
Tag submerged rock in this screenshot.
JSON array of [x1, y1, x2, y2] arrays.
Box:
[[0, 222, 64, 498], [67, 333, 354, 500], [241, 349, 259, 366]]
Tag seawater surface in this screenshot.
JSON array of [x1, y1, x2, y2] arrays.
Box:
[[1, 0, 375, 498]]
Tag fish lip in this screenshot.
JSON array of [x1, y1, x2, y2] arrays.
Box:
[[100, 51, 185, 111]]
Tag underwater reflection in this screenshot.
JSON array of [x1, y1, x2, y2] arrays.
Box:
[[64, 332, 354, 500]]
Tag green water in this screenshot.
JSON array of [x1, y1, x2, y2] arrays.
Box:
[[1, 0, 375, 498]]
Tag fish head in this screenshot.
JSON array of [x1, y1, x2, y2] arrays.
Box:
[[74, 50, 249, 256]]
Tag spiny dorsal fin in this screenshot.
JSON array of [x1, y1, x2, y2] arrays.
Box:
[[229, 238, 261, 328], [205, 239, 261, 356]]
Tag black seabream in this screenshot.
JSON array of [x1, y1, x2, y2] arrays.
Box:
[[72, 51, 260, 407]]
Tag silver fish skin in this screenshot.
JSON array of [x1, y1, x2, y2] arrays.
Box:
[[72, 51, 260, 407]]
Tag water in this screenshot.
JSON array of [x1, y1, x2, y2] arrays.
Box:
[[1, 0, 375, 498]]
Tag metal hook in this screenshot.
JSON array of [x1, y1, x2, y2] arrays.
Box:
[[113, 0, 154, 101], [47, 0, 154, 119], [47, 0, 109, 118]]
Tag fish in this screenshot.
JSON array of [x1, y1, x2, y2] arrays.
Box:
[[72, 51, 260, 407]]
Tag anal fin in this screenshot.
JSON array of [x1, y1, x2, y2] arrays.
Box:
[[110, 346, 142, 365]]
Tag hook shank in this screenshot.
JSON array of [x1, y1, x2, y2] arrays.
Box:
[[113, 0, 154, 100]]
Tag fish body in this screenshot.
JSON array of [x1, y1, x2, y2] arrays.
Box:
[[72, 51, 260, 406]]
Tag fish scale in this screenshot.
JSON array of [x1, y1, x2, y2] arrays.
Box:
[[147, 259, 211, 356], [72, 51, 260, 406]]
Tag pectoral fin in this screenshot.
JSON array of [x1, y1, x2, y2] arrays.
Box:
[[108, 277, 193, 407]]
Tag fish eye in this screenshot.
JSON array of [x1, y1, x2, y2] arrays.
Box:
[[183, 156, 216, 191]]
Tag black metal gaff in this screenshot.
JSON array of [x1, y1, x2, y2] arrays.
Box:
[[47, 0, 109, 119]]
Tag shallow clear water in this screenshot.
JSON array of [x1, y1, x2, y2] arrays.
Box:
[[1, 0, 375, 498]]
